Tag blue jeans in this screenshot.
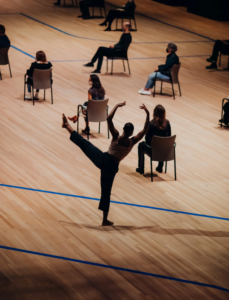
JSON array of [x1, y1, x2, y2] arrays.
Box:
[[145, 72, 170, 89]]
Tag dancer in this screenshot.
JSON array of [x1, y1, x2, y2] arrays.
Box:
[[62, 101, 149, 226], [83, 22, 132, 73]]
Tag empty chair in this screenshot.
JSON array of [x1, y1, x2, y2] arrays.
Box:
[[77, 98, 109, 140], [89, 0, 106, 18], [24, 69, 53, 106], [144, 135, 177, 182], [106, 47, 131, 75], [0, 47, 12, 80], [116, 5, 137, 31], [153, 64, 181, 100]]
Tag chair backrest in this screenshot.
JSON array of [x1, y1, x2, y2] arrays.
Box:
[[151, 135, 176, 162], [170, 64, 181, 84], [87, 98, 109, 122], [32, 69, 52, 90], [0, 47, 10, 65]]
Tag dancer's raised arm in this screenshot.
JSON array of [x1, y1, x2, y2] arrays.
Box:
[[107, 101, 126, 139], [132, 104, 150, 145]]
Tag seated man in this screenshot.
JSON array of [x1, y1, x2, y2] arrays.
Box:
[[0, 25, 10, 49], [219, 97, 229, 125], [78, 0, 101, 19], [83, 22, 132, 73], [206, 39, 229, 69], [138, 43, 179, 95], [99, 0, 136, 31]]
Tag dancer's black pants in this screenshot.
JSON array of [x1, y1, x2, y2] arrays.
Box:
[[138, 141, 163, 173], [91, 47, 116, 71], [105, 10, 129, 28], [211, 40, 229, 62], [70, 131, 119, 212]]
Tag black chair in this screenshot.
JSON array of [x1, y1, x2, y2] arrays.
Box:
[[106, 49, 131, 75], [219, 51, 229, 69], [63, 0, 78, 6], [220, 98, 229, 127], [153, 64, 181, 100], [89, 0, 106, 18], [115, 7, 137, 31], [0, 47, 12, 80]]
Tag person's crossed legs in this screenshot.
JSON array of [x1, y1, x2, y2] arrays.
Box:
[[84, 47, 115, 73]]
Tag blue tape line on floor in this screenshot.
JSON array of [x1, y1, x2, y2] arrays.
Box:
[[0, 245, 228, 292], [11, 45, 35, 58], [0, 184, 228, 221]]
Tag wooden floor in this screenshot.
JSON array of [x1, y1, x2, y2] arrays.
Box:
[[0, 0, 229, 299]]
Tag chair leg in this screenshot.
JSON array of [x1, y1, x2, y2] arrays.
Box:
[[106, 58, 108, 72], [44, 89, 45, 100], [24, 78, 26, 101], [127, 59, 131, 75], [32, 88, 35, 106], [174, 146, 177, 180], [0, 69, 2, 80], [77, 105, 80, 133], [221, 99, 225, 127], [107, 106, 109, 139], [98, 122, 100, 133], [160, 81, 162, 95], [165, 161, 167, 173], [51, 85, 53, 104], [116, 18, 118, 30], [151, 159, 153, 182], [122, 60, 126, 72], [219, 52, 221, 67], [111, 58, 113, 75], [178, 81, 181, 96], [134, 17, 137, 31], [8, 63, 12, 77], [171, 83, 175, 99], [153, 81, 156, 97]]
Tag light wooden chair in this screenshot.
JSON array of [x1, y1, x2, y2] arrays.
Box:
[[0, 47, 12, 80]]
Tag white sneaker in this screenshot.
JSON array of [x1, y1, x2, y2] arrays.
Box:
[[140, 90, 151, 95], [25, 95, 32, 100], [138, 88, 144, 94]]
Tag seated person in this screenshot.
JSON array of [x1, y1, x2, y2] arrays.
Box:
[[25, 51, 52, 100], [0, 24, 10, 49], [78, 0, 102, 19], [206, 39, 229, 69], [83, 22, 132, 73], [138, 43, 179, 95], [99, 0, 136, 31], [136, 104, 171, 174], [219, 98, 229, 125], [68, 74, 105, 134]]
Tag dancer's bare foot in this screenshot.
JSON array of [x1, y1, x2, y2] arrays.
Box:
[[68, 115, 78, 123], [102, 220, 114, 226], [62, 114, 69, 128]]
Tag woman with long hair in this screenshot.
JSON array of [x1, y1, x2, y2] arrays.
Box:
[[25, 51, 52, 100], [136, 104, 171, 174], [68, 74, 105, 134]]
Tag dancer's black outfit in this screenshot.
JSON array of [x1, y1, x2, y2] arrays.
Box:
[[89, 32, 132, 71], [0, 34, 10, 49], [70, 131, 119, 212], [100, 1, 136, 30], [137, 120, 171, 173]]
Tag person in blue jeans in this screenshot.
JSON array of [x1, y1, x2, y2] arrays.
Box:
[[138, 43, 179, 95], [62, 101, 149, 226]]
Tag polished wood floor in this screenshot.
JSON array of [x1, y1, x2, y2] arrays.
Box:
[[0, 0, 229, 299]]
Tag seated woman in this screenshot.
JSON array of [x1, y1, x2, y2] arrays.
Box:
[[138, 43, 179, 95], [219, 98, 229, 125], [68, 74, 105, 134], [99, 0, 136, 31], [25, 51, 52, 100], [136, 104, 171, 174]]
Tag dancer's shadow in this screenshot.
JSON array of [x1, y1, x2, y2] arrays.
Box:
[[59, 221, 229, 237]]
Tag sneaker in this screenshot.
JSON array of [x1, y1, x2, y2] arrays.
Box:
[[25, 95, 32, 100], [84, 62, 94, 67], [156, 167, 163, 173], [206, 57, 216, 63], [140, 90, 151, 95], [99, 21, 107, 26], [91, 69, 101, 74], [206, 63, 217, 70], [138, 88, 144, 94]]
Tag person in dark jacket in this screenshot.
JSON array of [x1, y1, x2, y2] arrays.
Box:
[[136, 104, 171, 174], [219, 98, 229, 125], [138, 43, 179, 95], [25, 51, 52, 100], [83, 22, 132, 73], [99, 0, 136, 31], [206, 39, 229, 69], [0, 25, 10, 49]]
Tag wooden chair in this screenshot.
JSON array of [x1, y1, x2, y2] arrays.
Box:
[[77, 99, 109, 140], [220, 98, 229, 127], [0, 47, 12, 80], [219, 51, 229, 69], [153, 64, 181, 100], [106, 47, 131, 75], [89, 0, 106, 18], [144, 135, 177, 182], [24, 69, 53, 106], [116, 6, 137, 31]]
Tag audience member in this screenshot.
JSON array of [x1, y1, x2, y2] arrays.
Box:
[[68, 74, 105, 134], [206, 39, 229, 69], [99, 0, 136, 31], [0, 25, 10, 49], [138, 43, 179, 95], [219, 98, 229, 125], [83, 22, 132, 73], [136, 104, 171, 174], [25, 51, 52, 100], [78, 0, 101, 19]]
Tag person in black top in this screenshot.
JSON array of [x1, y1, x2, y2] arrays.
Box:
[[138, 43, 179, 95], [83, 22, 132, 73], [99, 0, 136, 31], [78, 0, 101, 19], [219, 98, 229, 125], [136, 105, 171, 174], [206, 39, 229, 70], [0, 25, 10, 49], [25, 51, 52, 100], [68, 74, 105, 134]]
